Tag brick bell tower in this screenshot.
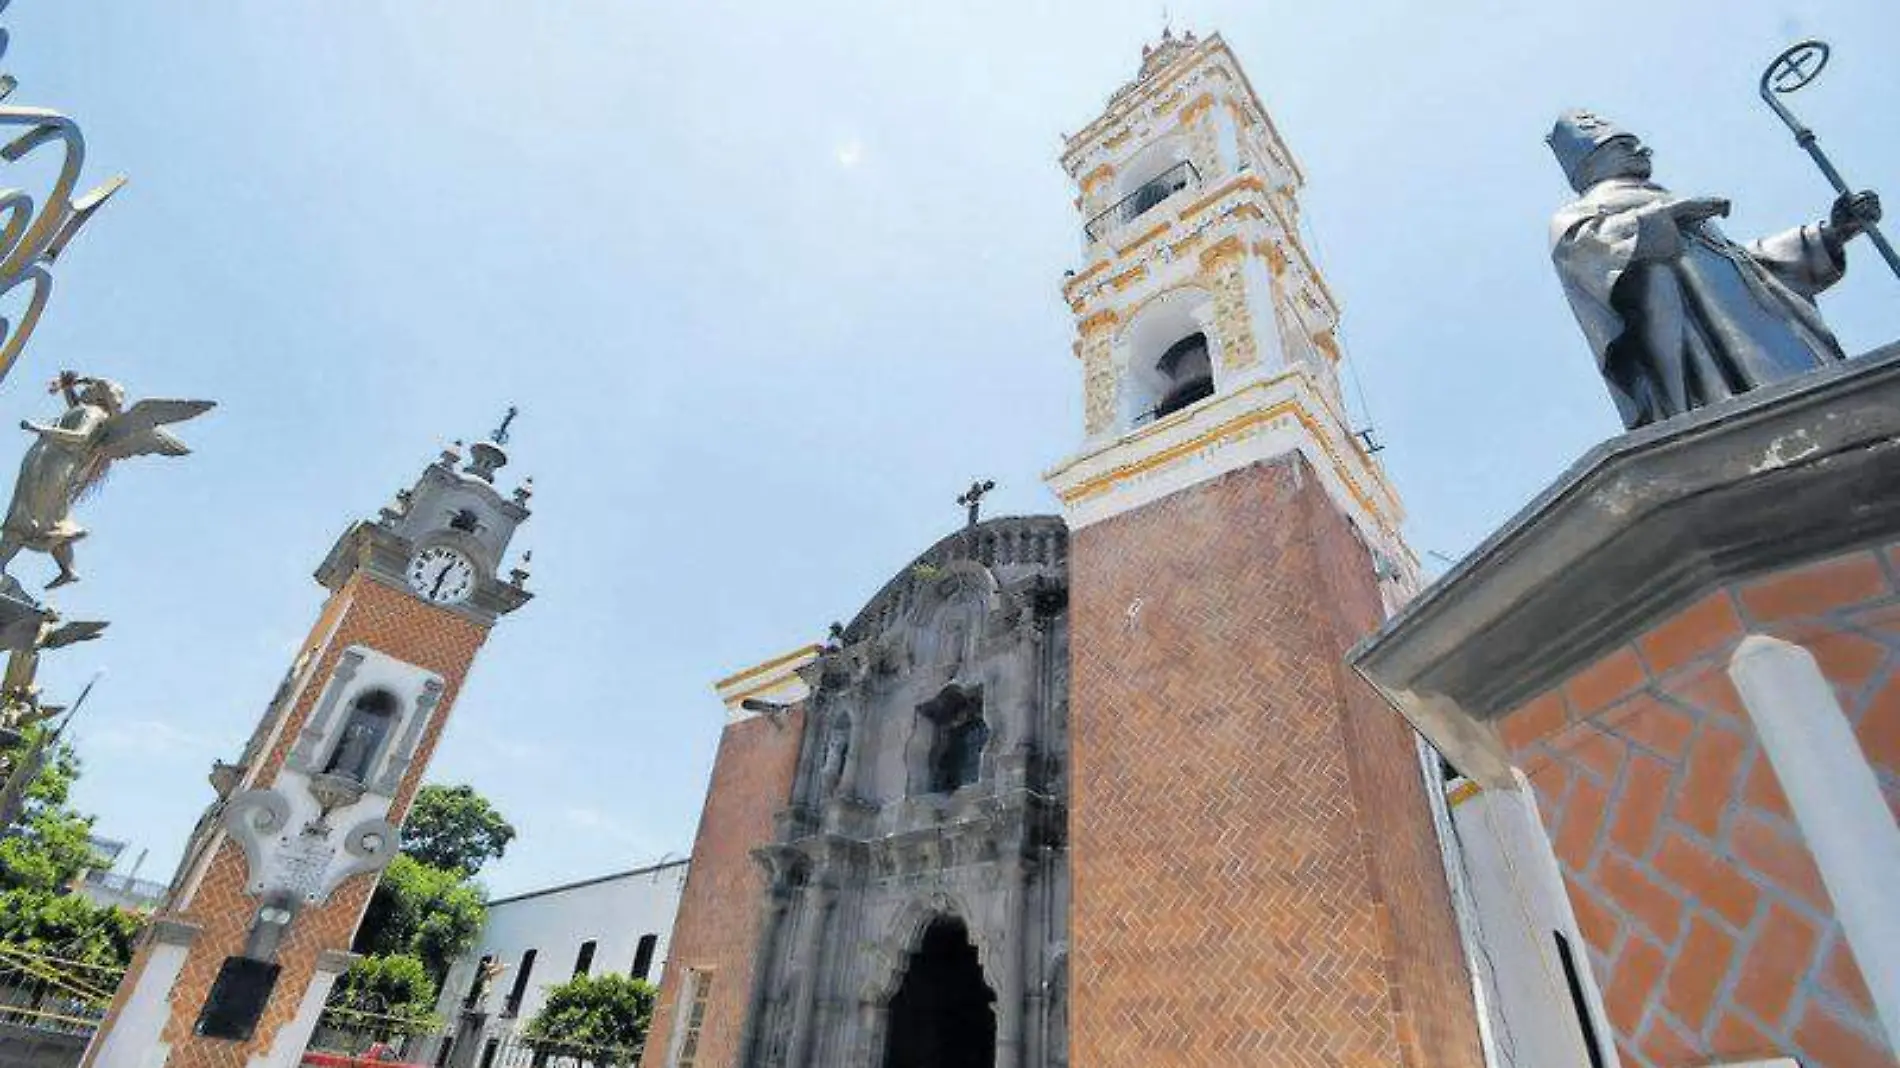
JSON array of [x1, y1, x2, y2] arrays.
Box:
[[85, 420, 533, 1068], [1044, 32, 1484, 1067]]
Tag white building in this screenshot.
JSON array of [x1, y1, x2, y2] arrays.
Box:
[[433, 858, 689, 1057]]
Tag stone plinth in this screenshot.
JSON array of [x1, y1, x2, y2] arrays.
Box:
[[1352, 345, 1900, 1068]]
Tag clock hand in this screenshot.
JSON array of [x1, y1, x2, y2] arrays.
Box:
[[431, 562, 454, 598]]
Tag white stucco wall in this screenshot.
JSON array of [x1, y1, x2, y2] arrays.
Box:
[[434, 860, 689, 1041]]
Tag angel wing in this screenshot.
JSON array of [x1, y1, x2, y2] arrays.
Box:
[[41, 619, 108, 650], [72, 398, 215, 500], [97, 399, 216, 461]]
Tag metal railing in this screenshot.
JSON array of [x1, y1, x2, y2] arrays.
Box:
[[486, 1034, 643, 1068], [308, 1004, 442, 1059], [1083, 160, 1201, 243], [80, 869, 170, 903], [306, 1008, 642, 1068], [0, 942, 124, 1037]]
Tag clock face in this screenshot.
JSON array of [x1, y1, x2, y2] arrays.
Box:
[[407, 545, 477, 605]]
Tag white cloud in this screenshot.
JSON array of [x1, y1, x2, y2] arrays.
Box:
[[87, 717, 220, 757], [835, 139, 864, 168]]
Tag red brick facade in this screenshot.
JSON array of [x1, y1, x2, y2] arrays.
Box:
[[639, 710, 806, 1068], [1067, 456, 1483, 1067], [86, 575, 490, 1068], [1499, 546, 1899, 1068]]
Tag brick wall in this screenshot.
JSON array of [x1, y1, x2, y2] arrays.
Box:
[[1067, 455, 1482, 1067], [1498, 547, 1899, 1068], [639, 710, 805, 1068], [1306, 469, 1486, 1068], [89, 575, 489, 1068]]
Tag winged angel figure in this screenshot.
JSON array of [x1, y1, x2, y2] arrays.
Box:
[[0, 372, 213, 588]]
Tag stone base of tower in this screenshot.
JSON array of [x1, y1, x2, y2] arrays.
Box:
[[1067, 454, 1483, 1067]]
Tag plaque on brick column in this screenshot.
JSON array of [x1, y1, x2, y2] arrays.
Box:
[[194, 956, 281, 1041]]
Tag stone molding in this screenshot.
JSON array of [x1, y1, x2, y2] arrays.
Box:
[[1352, 343, 1900, 756], [150, 918, 201, 947]]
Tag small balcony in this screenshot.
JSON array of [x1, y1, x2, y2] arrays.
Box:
[[1084, 160, 1201, 244]]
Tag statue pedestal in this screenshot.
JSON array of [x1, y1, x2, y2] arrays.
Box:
[[1353, 342, 1900, 1067]]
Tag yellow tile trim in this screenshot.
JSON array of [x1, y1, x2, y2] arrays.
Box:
[[1054, 381, 1386, 521], [712, 643, 823, 692], [1447, 781, 1483, 808]]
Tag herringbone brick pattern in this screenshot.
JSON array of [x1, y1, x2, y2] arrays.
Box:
[[639, 711, 805, 1068], [1502, 547, 1900, 1068], [88, 575, 489, 1068], [1069, 457, 1481, 1067]]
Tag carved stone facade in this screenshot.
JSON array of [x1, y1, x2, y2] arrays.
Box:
[[735, 517, 1071, 1068]]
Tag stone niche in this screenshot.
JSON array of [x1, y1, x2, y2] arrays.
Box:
[[1353, 344, 1900, 1068]]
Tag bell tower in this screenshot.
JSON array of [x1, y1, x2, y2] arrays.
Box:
[[1046, 32, 1484, 1067], [85, 420, 533, 1068]]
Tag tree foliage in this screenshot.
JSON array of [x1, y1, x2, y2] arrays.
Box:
[[400, 783, 516, 879], [326, 952, 441, 1029], [523, 973, 656, 1054], [0, 738, 105, 894], [354, 854, 487, 985], [0, 887, 142, 967], [0, 736, 144, 968]]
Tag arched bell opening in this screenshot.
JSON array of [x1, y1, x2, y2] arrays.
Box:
[[1152, 332, 1214, 418], [881, 917, 997, 1068], [1086, 136, 1200, 243], [1120, 287, 1221, 429]]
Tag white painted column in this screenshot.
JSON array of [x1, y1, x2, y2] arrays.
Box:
[[83, 921, 197, 1068], [1728, 635, 1900, 1052], [1448, 777, 1613, 1068], [250, 949, 355, 1068]]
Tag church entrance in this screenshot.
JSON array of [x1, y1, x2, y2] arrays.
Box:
[[882, 917, 996, 1068]]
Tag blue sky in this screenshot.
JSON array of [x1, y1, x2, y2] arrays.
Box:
[[13, 1, 1897, 896]]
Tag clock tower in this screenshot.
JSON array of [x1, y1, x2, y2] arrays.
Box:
[[84, 421, 533, 1068]]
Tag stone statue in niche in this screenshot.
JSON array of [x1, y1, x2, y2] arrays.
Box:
[[1547, 110, 1883, 430], [937, 614, 971, 681], [321, 690, 397, 782], [819, 710, 850, 797]]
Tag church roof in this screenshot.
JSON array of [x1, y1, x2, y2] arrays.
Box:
[[842, 515, 1067, 643]]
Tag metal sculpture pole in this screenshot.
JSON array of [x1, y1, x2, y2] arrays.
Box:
[[1760, 40, 1900, 283], [0, 1, 127, 387]]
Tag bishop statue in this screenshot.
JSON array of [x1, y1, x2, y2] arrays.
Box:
[[1547, 110, 1882, 430]]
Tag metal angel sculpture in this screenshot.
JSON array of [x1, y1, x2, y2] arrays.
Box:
[[0, 614, 104, 732], [0, 371, 213, 588]]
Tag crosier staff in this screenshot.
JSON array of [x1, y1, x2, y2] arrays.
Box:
[[1760, 40, 1899, 283]]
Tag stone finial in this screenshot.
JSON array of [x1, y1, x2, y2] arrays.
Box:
[[512, 477, 534, 508], [463, 440, 508, 483], [462, 406, 518, 483], [508, 550, 533, 588], [377, 488, 413, 528], [439, 440, 465, 467]]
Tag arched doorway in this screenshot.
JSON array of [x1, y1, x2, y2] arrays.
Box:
[[882, 917, 996, 1068]]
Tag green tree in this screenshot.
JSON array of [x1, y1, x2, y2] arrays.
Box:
[[523, 973, 656, 1056], [400, 783, 516, 878], [0, 735, 144, 969], [0, 738, 105, 893], [327, 952, 441, 1029], [353, 855, 487, 985], [0, 887, 142, 967]]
